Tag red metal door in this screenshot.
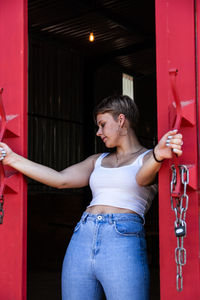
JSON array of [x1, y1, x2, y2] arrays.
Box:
[[156, 0, 200, 298], [0, 0, 28, 299]]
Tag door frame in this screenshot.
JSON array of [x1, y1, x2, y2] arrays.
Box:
[[0, 0, 28, 299], [155, 0, 200, 298]]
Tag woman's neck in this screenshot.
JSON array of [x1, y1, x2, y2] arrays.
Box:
[[115, 130, 142, 156]]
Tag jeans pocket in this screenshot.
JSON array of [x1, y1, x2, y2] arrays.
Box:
[[114, 220, 144, 237]]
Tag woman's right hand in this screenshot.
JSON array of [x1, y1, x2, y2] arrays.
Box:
[[0, 142, 14, 165]]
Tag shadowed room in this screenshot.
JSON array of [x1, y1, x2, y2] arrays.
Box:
[[27, 0, 159, 299]]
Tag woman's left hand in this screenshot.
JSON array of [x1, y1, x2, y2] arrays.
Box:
[[136, 129, 183, 186], [154, 129, 183, 161]]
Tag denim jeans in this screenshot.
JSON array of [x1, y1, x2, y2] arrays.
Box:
[[62, 212, 149, 300]]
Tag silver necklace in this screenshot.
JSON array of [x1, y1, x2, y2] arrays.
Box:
[[115, 147, 143, 164]]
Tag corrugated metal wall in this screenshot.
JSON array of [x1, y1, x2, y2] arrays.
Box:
[[28, 37, 85, 192]]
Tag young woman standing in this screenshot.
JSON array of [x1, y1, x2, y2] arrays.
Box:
[[0, 95, 183, 300]]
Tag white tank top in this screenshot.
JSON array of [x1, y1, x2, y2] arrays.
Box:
[[88, 151, 157, 218]]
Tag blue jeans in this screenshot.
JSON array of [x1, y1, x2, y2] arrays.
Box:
[[62, 212, 149, 300]]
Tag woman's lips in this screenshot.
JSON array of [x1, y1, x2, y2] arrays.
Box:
[[102, 137, 107, 142]]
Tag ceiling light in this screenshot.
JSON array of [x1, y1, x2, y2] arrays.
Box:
[[89, 32, 94, 42]]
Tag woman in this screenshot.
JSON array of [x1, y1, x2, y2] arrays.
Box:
[[0, 95, 183, 300]]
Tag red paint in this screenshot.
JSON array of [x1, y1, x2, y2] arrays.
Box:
[[0, 0, 27, 299], [196, 0, 200, 191], [156, 0, 200, 298]]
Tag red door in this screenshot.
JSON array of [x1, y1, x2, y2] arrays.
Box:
[[0, 0, 28, 299], [156, 0, 200, 298]]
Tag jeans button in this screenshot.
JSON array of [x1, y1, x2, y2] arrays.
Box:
[[97, 215, 103, 220]]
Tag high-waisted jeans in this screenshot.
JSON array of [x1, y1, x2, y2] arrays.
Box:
[[62, 212, 149, 300]]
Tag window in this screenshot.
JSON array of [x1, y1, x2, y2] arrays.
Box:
[[122, 73, 134, 100]]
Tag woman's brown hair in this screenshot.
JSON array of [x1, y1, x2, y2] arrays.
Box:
[[94, 95, 139, 130]]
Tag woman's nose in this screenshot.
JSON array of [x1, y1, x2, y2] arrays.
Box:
[[96, 128, 102, 136]]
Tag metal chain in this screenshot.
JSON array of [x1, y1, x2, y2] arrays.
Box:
[[170, 164, 189, 292], [0, 194, 4, 224]]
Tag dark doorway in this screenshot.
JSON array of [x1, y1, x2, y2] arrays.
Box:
[[27, 1, 159, 299]]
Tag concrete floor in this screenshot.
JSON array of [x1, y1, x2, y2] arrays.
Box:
[[27, 270, 61, 300]]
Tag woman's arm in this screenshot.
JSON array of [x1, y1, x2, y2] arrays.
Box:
[[136, 129, 183, 186], [0, 142, 99, 189]]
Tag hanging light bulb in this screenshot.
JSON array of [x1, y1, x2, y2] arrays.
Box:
[[89, 31, 94, 42]]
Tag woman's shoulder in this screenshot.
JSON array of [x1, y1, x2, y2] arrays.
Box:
[[86, 153, 107, 168], [140, 148, 153, 164]]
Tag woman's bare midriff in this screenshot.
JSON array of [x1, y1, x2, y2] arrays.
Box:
[[86, 205, 138, 215]]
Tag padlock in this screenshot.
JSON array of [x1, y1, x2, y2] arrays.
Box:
[[175, 222, 186, 237]]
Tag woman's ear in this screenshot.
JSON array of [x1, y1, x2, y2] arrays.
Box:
[[118, 114, 126, 127]]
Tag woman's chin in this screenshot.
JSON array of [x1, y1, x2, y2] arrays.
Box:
[[104, 141, 115, 148]]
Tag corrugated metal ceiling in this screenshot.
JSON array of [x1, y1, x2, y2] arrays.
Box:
[[29, 0, 155, 75]]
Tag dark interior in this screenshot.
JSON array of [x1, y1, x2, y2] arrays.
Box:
[[27, 1, 159, 299]]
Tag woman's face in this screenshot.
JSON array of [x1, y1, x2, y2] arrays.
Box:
[[96, 112, 122, 148]]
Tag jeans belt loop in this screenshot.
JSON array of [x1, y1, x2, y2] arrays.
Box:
[[82, 213, 89, 223], [141, 214, 145, 225], [109, 214, 113, 224]]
